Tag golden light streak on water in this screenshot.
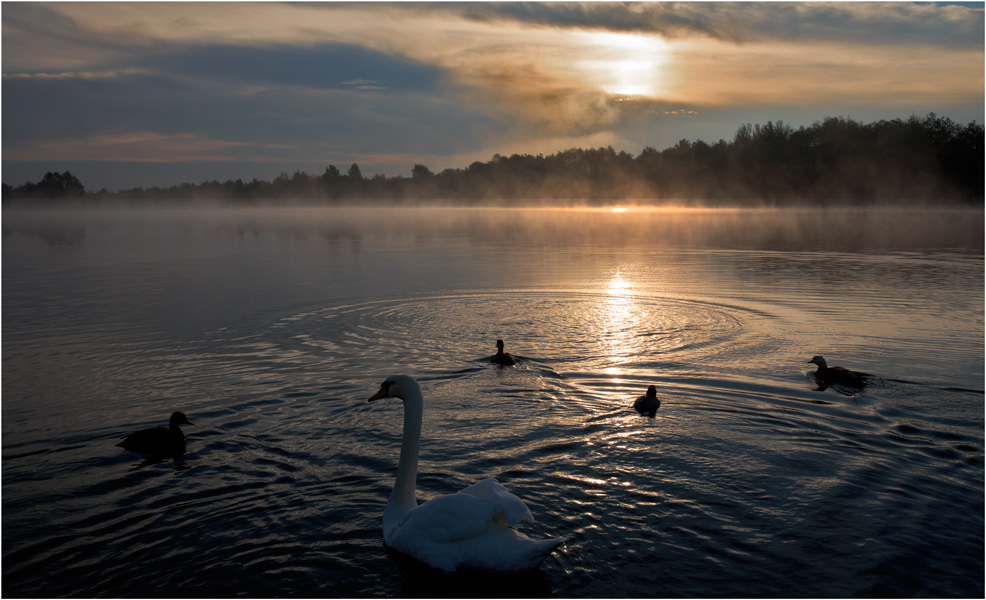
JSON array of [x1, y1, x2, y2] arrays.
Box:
[[594, 269, 647, 395]]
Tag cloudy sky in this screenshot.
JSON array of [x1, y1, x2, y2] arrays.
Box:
[[3, 1, 983, 191]]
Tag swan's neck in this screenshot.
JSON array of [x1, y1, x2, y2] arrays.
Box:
[[385, 390, 423, 532]]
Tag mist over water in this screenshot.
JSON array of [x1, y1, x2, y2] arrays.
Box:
[[2, 206, 983, 597]]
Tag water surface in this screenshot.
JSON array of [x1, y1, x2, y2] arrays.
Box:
[[3, 207, 983, 597]]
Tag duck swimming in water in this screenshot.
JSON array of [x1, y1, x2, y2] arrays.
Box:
[[808, 356, 868, 390], [633, 385, 661, 417], [116, 411, 194, 457], [490, 339, 517, 366]]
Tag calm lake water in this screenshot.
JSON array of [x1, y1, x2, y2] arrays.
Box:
[[2, 206, 983, 598]]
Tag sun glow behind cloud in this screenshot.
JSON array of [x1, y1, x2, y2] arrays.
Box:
[[575, 31, 671, 97]]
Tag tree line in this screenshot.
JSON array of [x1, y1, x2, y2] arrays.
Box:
[[3, 113, 982, 206]]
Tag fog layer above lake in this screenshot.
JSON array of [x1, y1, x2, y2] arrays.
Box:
[[6, 205, 983, 253]]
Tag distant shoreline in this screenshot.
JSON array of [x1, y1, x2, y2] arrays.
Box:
[[4, 114, 983, 206]]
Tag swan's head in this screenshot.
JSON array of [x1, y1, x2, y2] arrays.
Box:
[[368, 374, 420, 403], [808, 355, 828, 368], [169, 411, 194, 427], [496, 339, 505, 352]]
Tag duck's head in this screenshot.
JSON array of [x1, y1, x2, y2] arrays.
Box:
[[369, 375, 419, 403], [646, 385, 657, 397], [808, 355, 828, 369], [496, 339, 505, 352], [169, 411, 194, 427]]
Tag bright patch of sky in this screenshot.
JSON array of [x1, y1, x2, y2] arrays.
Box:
[[2, 2, 983, 191]]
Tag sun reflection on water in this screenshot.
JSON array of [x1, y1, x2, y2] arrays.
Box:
[[607, 271, 631, 295], [597, 268, 645, 379]]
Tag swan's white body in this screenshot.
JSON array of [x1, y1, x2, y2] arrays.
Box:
[[369, 375, 566, 573]]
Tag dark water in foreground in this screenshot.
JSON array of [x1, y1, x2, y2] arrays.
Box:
[[2, 207, 983, 597]]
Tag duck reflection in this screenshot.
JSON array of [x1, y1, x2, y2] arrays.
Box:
[[131, 456, 192, 472]]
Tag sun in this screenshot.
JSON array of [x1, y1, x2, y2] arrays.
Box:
[[576, 31, 671, 97]]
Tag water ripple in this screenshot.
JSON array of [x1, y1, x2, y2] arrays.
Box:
[[3, 214, 982, 598]]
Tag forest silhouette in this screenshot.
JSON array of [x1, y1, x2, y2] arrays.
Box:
[[3, 114, 983, 206]]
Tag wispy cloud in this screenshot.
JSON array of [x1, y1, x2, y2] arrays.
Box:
[[2, 68, 149, 80], [342, 78, 388, 90], [6, 132, 258, 163]]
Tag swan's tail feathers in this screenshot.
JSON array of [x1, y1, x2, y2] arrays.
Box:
[[529, 536, 568, 566]]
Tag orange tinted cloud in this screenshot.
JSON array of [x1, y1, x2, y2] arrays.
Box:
[[7, 132, 255, 163], [22, 3, 979, 128]]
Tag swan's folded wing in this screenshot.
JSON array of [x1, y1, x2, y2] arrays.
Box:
[[458, 477, 534, 526], [398, 492, 498, 544]]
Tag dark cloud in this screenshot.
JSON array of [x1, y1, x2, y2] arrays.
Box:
[[136, 43, 444, 92], [451, 1, 984, 47], [2, 3, 151, 70], [3, 38, 481, 139], [2, 36, 506, 190]]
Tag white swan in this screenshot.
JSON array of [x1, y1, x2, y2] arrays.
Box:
[[368, 374, 567, 573]]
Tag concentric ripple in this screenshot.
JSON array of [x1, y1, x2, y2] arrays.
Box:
[[262, 290, 757, 386]]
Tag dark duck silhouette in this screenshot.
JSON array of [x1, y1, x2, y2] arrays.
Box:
[[808, 356, 868, 391], [490, 339, 517, 366], [633, 385, 661, 417], [116, 411, 194, 457]]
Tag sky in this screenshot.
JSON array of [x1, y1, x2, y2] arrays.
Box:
[[2, 1, 984, 192]]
